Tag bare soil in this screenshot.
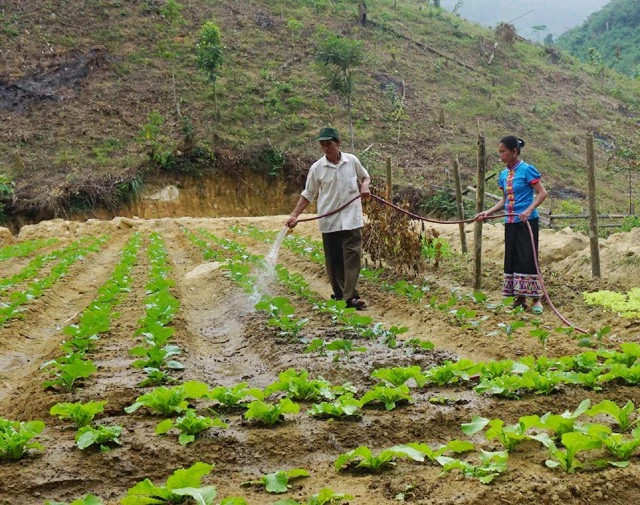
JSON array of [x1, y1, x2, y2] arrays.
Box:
[[1, 215, 639, 505]]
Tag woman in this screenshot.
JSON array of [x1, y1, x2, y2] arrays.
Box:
[[475, 136, 548, 314]]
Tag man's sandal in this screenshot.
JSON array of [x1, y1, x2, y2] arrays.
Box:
[[531, 304, 544, 315], [346, 298, 366, 310]]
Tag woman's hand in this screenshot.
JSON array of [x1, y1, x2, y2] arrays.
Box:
[[518, 208, 532, 221], [475, 211, 490, 222]]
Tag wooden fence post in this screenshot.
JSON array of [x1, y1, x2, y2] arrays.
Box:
[[474, 133, 486, 290], [385, 156, 392, 201], [452, 156, 467, 253], [586, 132, 601, 278]]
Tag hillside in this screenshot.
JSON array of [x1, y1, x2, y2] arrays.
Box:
[[1, 0, 639, 224], [557, 0, 640, 77]]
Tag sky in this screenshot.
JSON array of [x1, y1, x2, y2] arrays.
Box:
[[439, 0, 611, 39]]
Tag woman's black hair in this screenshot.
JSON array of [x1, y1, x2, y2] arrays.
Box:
[[500, 135, 525, 154]]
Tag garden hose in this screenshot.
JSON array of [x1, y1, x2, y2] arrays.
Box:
[[294, 192, 587, 334]]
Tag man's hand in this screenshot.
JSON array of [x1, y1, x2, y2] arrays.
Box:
[[360, 183, 371, 200], [286, 215, 298, 228]]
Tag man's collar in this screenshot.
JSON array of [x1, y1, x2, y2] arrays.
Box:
[[322, 152, 344, 166]]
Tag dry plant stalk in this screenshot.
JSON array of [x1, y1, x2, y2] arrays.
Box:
[[362, 197, 425, 276]]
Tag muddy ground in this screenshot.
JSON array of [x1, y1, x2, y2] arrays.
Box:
[[0, 215, 639, 505]]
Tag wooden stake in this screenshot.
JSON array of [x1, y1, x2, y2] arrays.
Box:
[[586, 132, 601, 278], [385, 156, 392, 201], [474, 133, 486, 290], [452, 156, 467, 253]]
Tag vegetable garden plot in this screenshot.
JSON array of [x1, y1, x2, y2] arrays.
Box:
[[1, 216, 640, 505]]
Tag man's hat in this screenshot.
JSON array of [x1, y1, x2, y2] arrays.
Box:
[[316, 127, 340, 141]]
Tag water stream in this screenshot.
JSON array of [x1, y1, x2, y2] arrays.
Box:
[[250, 226, 290, 305]]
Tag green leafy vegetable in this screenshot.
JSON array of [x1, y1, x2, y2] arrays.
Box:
[[0, 418, 45, 460], [50, 401, 106, 428]]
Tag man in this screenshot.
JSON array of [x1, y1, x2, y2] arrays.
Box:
[[286, 127, 371, 310]]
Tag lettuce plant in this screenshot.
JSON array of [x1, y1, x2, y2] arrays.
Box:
[[138, 367, 177, 387], [0, 418, 45, 460], [461, 415, 540, 453], [359, 384, 412, 410], [242, 468, 309, 493], [586, 399, 639, 432], [156, 409, 227, 446], [308, 394, 362, 419], [423, 359, 478, 386], [436, 450, 508, 484], [125, 381, 209, 416], [335, 444, 425, 472], [75, 424, 122, 452], [589, 424, 640, 461], [371, 366, 426, 388], [537, 399, 591, 441], [41, 353, 97, 391], [50, 401, 107, 428], [244, 398, 300, 425], [265, 369, 334, 401], [531, 431, 601, 473], [404, 440, 475, 461], [121, 461, 216, 505], [207, 383, 263, 408]]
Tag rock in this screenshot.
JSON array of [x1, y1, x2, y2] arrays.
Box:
[[0, 227, 15, 245], [112, 216, 135, 229]]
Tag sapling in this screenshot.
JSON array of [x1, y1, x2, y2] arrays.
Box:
[[489, 320, 526, 340]]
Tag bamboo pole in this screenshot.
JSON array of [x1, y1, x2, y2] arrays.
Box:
[[474, 133, 486, 290], [586, 133, 601, 278], [452, 156, 467, 253]]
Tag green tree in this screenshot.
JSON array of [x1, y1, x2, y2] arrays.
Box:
[[196, 21, 224, 120], [531, 25, 547, 42], [315, 33, 364, 150], [158, 0, 186, 119]]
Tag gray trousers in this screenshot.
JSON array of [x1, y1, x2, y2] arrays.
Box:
[[322, 228, 362, 301]]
